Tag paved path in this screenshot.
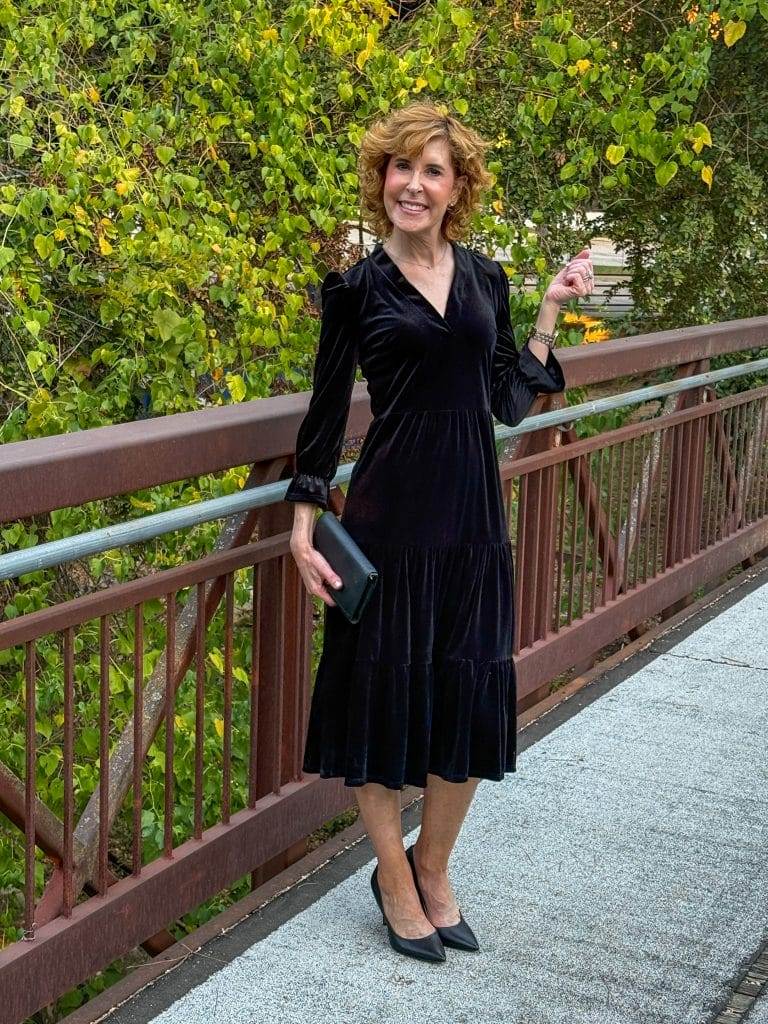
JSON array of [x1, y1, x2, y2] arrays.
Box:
[[104, 576, 768, 1024]]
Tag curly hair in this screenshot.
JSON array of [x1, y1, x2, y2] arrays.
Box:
[[358, 101, 494, 243]]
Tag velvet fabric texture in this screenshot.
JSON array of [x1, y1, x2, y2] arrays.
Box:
[[284, 241, 565, 789]]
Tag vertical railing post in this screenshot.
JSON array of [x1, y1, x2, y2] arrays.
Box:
[[515, 396, 563, 649], [664, 361, 710, 568]]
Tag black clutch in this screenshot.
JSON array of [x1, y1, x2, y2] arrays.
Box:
[[313, 511, 379, 624]]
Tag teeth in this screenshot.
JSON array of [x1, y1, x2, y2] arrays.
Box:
[[400, 201, 426, 210]]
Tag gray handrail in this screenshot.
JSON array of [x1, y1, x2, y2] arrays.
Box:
[[1, 357, 766, 583]]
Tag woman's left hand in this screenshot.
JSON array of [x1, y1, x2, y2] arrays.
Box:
[[543, 247, 595, 306]]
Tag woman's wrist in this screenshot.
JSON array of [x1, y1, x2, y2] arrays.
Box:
[[525, 298, 561, 365], [534, 297, 561, 335]]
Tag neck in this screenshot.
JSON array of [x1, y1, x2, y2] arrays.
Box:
[[386, 228, 448, 268]]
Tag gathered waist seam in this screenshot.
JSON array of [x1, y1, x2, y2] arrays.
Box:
[[371, 406, 491, 420]]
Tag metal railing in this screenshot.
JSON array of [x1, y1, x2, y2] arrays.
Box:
[[1, 316, 767, 1022]]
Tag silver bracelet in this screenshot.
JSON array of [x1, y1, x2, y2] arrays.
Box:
[[528, 326, 557, 349]]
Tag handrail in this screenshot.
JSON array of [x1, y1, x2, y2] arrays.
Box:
[[1, 357, 766, 583], [1, 315, 767, 523]]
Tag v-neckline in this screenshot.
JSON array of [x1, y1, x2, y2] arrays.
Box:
[[375, 240, 461, 329]]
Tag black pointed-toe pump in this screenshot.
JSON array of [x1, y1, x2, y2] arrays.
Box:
[[370, 863, 446, 963], [405, 843, 480, 952]]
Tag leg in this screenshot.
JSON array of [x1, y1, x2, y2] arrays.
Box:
[[355, 782, 436, 939], [412, 774, 481, 927]]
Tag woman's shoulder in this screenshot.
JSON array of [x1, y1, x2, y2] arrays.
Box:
[[320, 251, 370, 303]]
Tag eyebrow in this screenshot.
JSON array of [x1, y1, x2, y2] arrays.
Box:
[[395, 156, 446, 169]]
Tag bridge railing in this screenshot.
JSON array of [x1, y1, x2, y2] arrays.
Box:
[[1, 316, 767, 1023]]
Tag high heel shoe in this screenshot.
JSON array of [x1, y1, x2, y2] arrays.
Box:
[[405, 844, 480, 952], [370, 864, 446, 963]]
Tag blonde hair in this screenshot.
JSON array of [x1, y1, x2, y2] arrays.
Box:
[[358, 101, 494, 242]]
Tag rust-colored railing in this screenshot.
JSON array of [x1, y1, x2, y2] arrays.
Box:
[[0, 316, 767, 1023]]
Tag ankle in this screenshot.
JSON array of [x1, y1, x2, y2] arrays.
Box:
[[413, 840, 448, 876]]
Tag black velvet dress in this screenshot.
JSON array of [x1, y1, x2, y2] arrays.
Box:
[[284, 240, 565, 790]]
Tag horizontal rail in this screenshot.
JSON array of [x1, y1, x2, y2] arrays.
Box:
[[1, 316, 767, 522], [1, 358, 767, 583]]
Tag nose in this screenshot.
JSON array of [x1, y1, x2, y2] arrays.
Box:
[[406, 170, 423, 192]]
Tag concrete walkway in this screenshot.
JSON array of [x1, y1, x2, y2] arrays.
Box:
[[102, 575, 768, 1024]]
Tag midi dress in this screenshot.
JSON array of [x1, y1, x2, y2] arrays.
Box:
[[284, 240, 565, 790]]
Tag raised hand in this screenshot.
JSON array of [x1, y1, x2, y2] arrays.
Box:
[[543, 247, 595, 306]]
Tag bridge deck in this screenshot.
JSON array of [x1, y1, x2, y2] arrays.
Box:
[[93, 572, 768, 1024]]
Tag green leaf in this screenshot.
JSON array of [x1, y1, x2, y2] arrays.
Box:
[[546, 41, 567, 65], [156, 145, 176, 165], [538, 97, 557, 125], [9, 134, 33, 158], [99, 298, 122, 324], [154, 307, 184, 342], [33, 234, 54, 260], [454, 98, 468, 115], [174, 173, 199, 194], [450, 8, 473, 28], [654, 161, 678, 187], [24, 319, 41, 339], [0, 246, 15, 270], [26, 350, 45, 372]]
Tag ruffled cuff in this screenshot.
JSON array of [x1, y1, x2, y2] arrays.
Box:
[[283, 472, 329, 509], [518, 343, 566, 395]]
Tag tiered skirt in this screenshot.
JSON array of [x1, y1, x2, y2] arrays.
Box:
[[302, 537, 518, 789]]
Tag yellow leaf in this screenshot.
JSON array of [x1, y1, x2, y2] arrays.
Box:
[[98, 236, 113, 255], [174, 715, 186, 732], [723, 19, 746, 46], [9, 95, 25, 117], [584, 328, 612, 343], [413, 77, 428, 93], [214, 718, 224, 739], [261, 27, 278, 43], [226, 373, 246, 402], [701, 164, 713, 189], [53, 228, 66, 241], [575, 59, 591, 74], [492, 199, 504, 214], [605, 144, 625, 165], [87, 86, 100, 103], [691, 122, 712, 154], [129, 496, 155, 511], [356, 31, 375, 71], [115, 181, 129, 196]]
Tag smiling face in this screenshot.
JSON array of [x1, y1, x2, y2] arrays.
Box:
[[382, 137, 463, 239]]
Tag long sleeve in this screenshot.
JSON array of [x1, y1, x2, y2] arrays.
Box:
[[283, 270, 359, 510], [490, 261, 565, 428]]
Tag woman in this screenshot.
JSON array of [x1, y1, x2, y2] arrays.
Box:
[[284, 102, 594, 963]]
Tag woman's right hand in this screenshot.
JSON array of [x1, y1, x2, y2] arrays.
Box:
[[289, 503, 343, 607], [290, 539, 344, 607]]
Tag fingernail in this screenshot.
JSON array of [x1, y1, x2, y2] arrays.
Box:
[[334, 580, 342, 588]]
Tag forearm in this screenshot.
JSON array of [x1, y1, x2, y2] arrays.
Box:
[[290, 501, 318, 551], [527, 298, 561, 365]]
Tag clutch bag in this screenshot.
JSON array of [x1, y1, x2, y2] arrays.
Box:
[[313, 511, 379, 624]]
